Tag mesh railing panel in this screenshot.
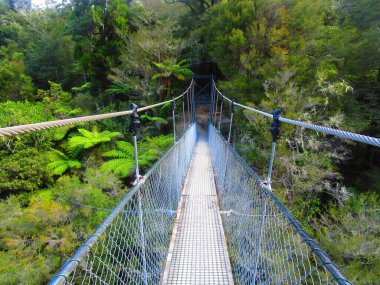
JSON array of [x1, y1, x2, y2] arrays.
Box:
[[50, 124, 197, 285], [208, 124, 350, 285]]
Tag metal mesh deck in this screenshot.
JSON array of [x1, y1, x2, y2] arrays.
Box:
[[163, 134, 234, 285]]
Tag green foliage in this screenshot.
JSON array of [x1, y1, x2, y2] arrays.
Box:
[[101, 135, 174, 177], [108, 1, 189, 102], [140, 114, 168, 124], [104, 82, 131, 97], [152, 58, 193, 98], [152, 59, 193, 81], [68, 0, 130, 91], [0, 148, 50, 195], [37, 81, 80, 117], [0, 51, 34, 102], [25, 11, 79, 90], [0, 100, 53, 128], [47, 149, 82, 176], [0, 192, 74, 284], [67, 127, 122, 155], [0, 101, 56, 196], [53, 168, 126, 228], [315, 193, 380, 283]]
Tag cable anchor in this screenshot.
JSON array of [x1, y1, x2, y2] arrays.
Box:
[[269, 109, 281, 142], [128, 103, 140, 136]]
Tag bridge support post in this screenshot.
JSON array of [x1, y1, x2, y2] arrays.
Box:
[[210, 78, 215, 124], [227, 100, 234, 143], [191, 81, 195, 123], [183, 95, 186, 133], [252, 109, 281, 282], [172, 98, 176, 142], [129, 103, 148, 285], [213, 85, 219, 128], [267, 109, 281, 188], [218, 97, 223, 132]]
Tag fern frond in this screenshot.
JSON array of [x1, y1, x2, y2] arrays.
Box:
[[102, 150, 130, 158], [52, 164, 69, 176], [101, 158, 135, 177], [114, 141, 135, 156]]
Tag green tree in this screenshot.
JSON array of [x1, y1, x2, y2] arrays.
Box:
[[37, 81, 80, 117], [25, 11, 79, 90], [152, 58, 193, 99], [0, 52, 34, 102], [68, 0, 130, 93]]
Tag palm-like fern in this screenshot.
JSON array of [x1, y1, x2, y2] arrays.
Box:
[[152, 58, 193, 99], [105, 82, 131, 97], [101, 135, 174, 177], [67, 128, 122, 155], [47, 149, 82, 175]]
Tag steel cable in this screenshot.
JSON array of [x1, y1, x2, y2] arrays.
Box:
[[0, 96, 185, 138], [214, 83, 380, 147]]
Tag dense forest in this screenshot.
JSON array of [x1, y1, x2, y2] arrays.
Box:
[[0, 0, 379, 284]]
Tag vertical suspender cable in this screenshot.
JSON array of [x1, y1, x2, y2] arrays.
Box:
[[210, 79, 215, 123], [214, 87, 219, 127], [129, 104, 148, 285], [252, 109, 281, 282], [183, 97, 186, 132], [227, 100, 235, 144], [172, 98, 176, 142], [218, 97, 223, 132], [187, 90, 191, 127], [191, 81, 195, 123]]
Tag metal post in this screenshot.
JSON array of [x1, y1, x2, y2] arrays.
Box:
[[267, 109, 281, 189], [133, 135, 140, 179], [227, 100, 234, 143], [267, 142, 276, 187], [183, 97, 186, 133], [191, 81, 195, 123], [213, 89, 219, 127], [252, 109, 281, 282], [218, 97, 223, 132], [186, 89, 193, 126], [129, 103, 141, 183], [210, 79, 215, 123], [172, 98, 176, 142], [128, 103, 147, 285]]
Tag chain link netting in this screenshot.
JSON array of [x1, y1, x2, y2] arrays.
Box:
[[50, 124, 197, 285], [208, 124, 351, 285]]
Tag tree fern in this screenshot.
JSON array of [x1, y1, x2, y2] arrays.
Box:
[[101, 158, 136, 177], [152, 58, 193, 98], [105, 82, 131, 96], [101, 135, 174, 177], [47, 149, 81, 175], [67, 127, 122, 155]]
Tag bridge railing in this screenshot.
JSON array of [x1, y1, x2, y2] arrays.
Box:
[[208, 124, 351, 285], [50, 123, 197, 285]]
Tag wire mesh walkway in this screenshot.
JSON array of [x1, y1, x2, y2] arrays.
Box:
[[163, 131, 234, 285]]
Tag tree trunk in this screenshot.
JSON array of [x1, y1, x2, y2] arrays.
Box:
[[167, 78, 171, 98]]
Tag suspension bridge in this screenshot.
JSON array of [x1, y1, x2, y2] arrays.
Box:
[[1, 78, 379, 285]]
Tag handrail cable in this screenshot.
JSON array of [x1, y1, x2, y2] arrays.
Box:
[[214, 83, 380, 148], [0, 89, 189, 139]]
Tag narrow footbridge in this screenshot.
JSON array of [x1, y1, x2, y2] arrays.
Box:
[[1, 79, 379, 285]]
